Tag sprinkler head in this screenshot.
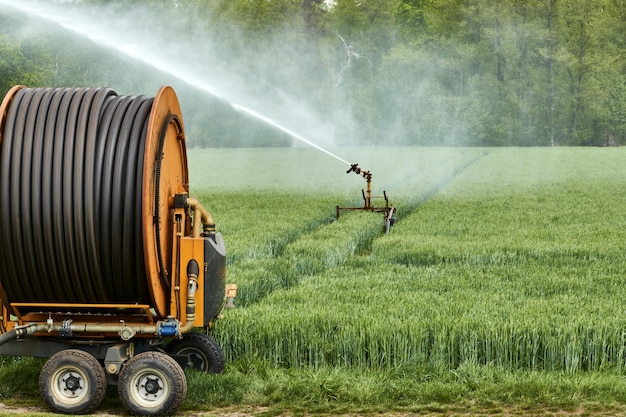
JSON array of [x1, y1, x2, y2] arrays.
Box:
[[347, 163, 360, 174]]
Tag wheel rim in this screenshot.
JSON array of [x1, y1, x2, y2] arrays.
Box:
[[128, 367, 170, 408], [50, 366, 89, 405], [176, 346, 208, 371]]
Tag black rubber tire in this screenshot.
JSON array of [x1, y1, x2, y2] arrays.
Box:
[[166, 332, 225, 374], [39, 349, 107, 415], [118, 351, 187, 417]]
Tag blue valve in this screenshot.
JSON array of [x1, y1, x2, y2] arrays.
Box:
[[157, 320, 179, 338]]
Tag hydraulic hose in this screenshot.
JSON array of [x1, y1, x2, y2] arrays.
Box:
[[0, 324, 39, 346], [181, 260, 199, 333], [0, 329, 19, 346], [153, 113, 183, 291]]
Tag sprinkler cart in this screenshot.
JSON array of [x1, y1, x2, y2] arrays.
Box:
[[0, 86, 233, 416], [336, 163, 397, 233]]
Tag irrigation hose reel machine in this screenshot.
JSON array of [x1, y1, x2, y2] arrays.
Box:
[[0, 85, 233, 416]]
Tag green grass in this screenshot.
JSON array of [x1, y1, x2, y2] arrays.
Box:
[[5, 146, 626, 415]]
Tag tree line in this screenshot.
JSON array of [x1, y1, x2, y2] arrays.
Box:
[[1, 0, 625, 147]]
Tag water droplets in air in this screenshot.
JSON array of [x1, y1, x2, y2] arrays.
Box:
[[0, 0, 351, 166]]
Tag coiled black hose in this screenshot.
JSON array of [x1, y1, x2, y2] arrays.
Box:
[[0, 87, 154, 305]]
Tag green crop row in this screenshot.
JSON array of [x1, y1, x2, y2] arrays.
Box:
[[195, 147, 488, 304], [226, 211, 382, 306], [195, 191, 339, 265], [215, 254, 626, 372], [211, 146, 626, 373]]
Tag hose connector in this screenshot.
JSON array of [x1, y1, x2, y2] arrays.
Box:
[[157, 319, 180, 338], [0, 323, 38, 347]]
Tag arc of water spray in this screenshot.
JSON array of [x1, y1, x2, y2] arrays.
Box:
[[0, 0, 352, 167], [231, 103, 351, 166]]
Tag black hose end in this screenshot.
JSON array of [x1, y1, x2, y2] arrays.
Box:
[[0, 329, 19, 346], [187, 259, 199, 277]]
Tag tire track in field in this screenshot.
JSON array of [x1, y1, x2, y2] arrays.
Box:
[[232, 150, 489, 307], [402, 151, 489, 211], [350, 149, 489, 258], [385, 149, 488, 215]]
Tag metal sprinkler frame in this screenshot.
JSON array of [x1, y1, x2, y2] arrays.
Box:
[[336, 163, 397, 233]]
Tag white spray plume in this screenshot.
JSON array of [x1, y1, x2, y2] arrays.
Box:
[[0, 0, 354, 164]]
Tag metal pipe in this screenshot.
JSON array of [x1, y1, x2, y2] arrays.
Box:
[[28, 322, 159, 340], [187, 197, 215, 237]]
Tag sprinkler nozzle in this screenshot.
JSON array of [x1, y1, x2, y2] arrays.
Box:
[[347, 163, 360, 174], [347, 163, 371, 182]]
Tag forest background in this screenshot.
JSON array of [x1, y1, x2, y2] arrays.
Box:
[[0, 0, 625, 148]]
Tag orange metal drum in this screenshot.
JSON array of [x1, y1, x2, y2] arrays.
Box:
[[142, 86, 189, 318]]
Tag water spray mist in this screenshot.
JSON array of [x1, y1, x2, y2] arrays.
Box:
[[230, 103, 350, 166]]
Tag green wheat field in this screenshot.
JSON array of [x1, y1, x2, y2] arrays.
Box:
[[4, 146, 626, 416], [197, 147, 626, 371]]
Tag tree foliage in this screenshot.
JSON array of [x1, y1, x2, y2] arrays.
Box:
[[0, 0, 624, 147]]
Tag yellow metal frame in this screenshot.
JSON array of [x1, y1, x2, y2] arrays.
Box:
[[9, 303, 154, 322], [168, 204, 208, 328]]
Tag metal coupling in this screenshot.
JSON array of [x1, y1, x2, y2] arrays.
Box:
[[157, 319, 180, 338]]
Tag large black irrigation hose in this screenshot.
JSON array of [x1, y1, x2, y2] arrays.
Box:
[[0, 87, 154, 305]]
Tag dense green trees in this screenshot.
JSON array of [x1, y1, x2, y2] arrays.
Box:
[[0, 0, 624, 147]]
